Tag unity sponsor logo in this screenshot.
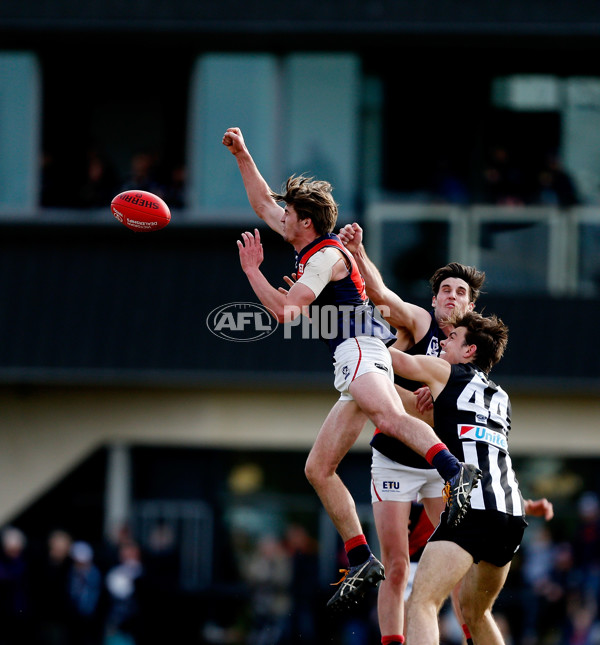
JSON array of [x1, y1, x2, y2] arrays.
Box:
[[458, 424, 508, 451], [207, 303, 391, 342]]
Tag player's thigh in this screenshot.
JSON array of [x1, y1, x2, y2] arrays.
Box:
[[307, 400, 367, 471], [350, 371, 405, 424], [411, 541, 473, 609], [373, 500, 411, 563], [459, 560, 511, 616]]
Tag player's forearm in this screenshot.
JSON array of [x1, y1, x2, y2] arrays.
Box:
[[354, 244, 391, 303], [354, 244, 411, 328], [243, 268, 290, 323], [234, 150, 281, 229]]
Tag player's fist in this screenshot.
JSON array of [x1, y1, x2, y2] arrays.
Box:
[[222, 127, 246, 155], [525, 498, 554, 521], [338, 222, 363, 253]]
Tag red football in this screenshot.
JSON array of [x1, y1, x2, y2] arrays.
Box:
[[111, 190, 171, 232]]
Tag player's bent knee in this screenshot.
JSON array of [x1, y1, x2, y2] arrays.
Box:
[[384, 558, 411, 587], [304, 460, 316, 486], [304, 457, 325, 488], [460, 603, 491, 627]]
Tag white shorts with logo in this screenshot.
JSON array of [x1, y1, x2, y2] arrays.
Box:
[[333, 336, 394, 401], [371, 448, 445, 503]]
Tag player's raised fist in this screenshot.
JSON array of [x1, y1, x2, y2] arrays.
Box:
[[222, 127, 245, 154]]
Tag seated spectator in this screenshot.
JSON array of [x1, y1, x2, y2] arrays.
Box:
[[430, 157, 470, 205], [482, 145, 526, 206], [120, 152, 166, 198], [535, 152, 579, 208], [162, 162, 186, 209], [79, 148, 120, 208]]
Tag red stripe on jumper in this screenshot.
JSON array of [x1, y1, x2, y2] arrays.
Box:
[[300, 239, 367, 302]]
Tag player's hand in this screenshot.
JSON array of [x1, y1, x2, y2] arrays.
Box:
[[414, 386, 434, 414], [525, 498, 554, 521], [338, 223, 363, 254], [237, 228, 264, 273], [222, 127, 246, 155], [278, 273, 297, 294]]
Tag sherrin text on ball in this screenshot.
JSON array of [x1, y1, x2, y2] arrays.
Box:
[[111, 190, 171, 232]]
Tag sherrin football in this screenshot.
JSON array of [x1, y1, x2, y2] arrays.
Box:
[[111, 190, 171, 232]]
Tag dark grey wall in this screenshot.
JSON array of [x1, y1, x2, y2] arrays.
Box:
[[1, 222, 597, 392], [1, 0, 600, 36]]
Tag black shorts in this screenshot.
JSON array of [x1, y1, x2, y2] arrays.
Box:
[[428, 509, 528, 567]]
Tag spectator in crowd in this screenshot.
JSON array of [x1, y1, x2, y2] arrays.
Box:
[[534, 152, 579, 208], [104, 540, 144, 645], [34, 529, 74, 645], [137, 521, 180, 645], [481, 145, 526, 206], [0, 526, 30, 645], [563, 590, 600, 644], [78, 148, 120, 208], [120, 152, 166, 198], [284, 523, 320, 644], [430, 157, 470, 206], [68, 541, 103, 645], [162, 162, 186, 209], [40, 150, 66, 207], [242, 534, 292, 645], [572, 492, 600, 602], [522, 532, 577, 644]]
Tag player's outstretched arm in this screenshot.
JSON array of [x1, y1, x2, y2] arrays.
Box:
[[238, 229, 314, 322], [339, 223, 431, 336], [223, 127, 284, 235]]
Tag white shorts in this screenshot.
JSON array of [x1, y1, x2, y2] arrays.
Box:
[[371, 448, 445, 503], [333, 336, 394, 401]]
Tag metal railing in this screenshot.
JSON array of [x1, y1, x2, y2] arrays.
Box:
[[365, 204, 600, 298], [133, 500, 214, 591]]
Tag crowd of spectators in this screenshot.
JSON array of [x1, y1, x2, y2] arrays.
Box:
[[39, 142, 580, 214], [2, 489, 600, 644], [426, 145, 580, 209], [205, 490, 600, 645], [0, 522, 182, 645], [41, 148, 186, 210], [478, 146, 579, 208]]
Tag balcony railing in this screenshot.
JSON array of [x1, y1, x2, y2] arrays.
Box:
[[365, 204, 600, 298]]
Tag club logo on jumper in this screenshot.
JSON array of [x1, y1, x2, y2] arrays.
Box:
[[426, 337, 440, 356], [206, 302, 278, 342], [458, 425, 508, 452]]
